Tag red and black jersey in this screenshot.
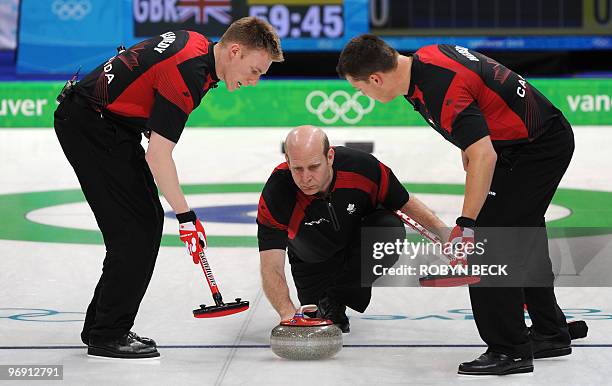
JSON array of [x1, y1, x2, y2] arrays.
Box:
[[406, 44, 562, 150], [76, 30, 219, 143], [257, 146, 410, 263]]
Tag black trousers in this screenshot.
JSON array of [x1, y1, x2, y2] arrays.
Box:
[[470, 117, 575, 358], [289, 209, 405, 313], [54, 95, 164, 343]]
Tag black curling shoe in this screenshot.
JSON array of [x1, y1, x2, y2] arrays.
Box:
[[532, 339, 572, 359], [128, 331, 157, 347], [317, 296, 350, 333], [88, 333, 160, 359], [458, 351, 533, 375], [528, 327, 572, 359]]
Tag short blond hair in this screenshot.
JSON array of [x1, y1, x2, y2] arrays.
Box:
[[220, 16, 284, 62]]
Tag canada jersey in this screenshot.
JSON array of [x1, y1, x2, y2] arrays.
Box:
[[256, 146, 410, 263], [76, 30, 219, 143], [405, 44, 562, 150]]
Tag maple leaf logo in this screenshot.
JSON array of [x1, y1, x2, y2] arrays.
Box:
[[117, 41, 147, 71]]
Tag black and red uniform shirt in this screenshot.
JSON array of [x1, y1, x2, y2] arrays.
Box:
[[76, 30, 219, 143], [406, 44, 562, 150], [257, 146, 410, 263]]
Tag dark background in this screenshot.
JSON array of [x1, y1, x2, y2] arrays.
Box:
[[267, 50, 612, 78]]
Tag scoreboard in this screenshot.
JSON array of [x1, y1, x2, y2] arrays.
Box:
[[131, 0, 611, 51], [235, 0, 612, 50], [235, 0, 344, 39], [16, 0, 612, 75], [232, 0, 366, 50], [370, 0, 612, 49]]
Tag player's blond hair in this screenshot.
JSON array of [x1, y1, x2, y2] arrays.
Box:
[[220, 16, 284, 62]]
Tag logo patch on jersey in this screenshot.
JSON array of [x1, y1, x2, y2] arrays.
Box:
[[304, 218, 330, 226], [347, 203, 356, 214]]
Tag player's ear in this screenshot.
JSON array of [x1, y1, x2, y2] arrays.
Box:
[[370, 73, 383, 86], [229, 43, 240, 59], [327, 147, 335, 165]]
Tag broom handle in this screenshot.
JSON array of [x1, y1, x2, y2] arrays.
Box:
[[198, 250, 224, 305], [394, 210, 457, 264]]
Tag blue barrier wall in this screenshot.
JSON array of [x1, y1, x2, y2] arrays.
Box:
[[17, 0, 128, 74], [16, 0, 367, 75]]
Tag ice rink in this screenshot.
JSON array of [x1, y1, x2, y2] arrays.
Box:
[[1, 127, 611, 385]]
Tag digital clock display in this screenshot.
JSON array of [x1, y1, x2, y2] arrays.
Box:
[[235, 1, 344, 39]]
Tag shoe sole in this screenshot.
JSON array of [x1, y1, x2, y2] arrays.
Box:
[[87, 354, 162, 361], [534, 346, 572, 359], [88, 346, 160, 359], [458, 365, 534, 376]]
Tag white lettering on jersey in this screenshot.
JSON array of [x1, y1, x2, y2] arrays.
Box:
[[103, 56, 116, 84], [454, 46, 479, 62], [154, 31, 176, 53], [516, 74, 527, 98]]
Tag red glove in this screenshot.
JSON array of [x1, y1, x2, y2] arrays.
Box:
[[448, 216, 476, 265], [177, 210, 207, 264]]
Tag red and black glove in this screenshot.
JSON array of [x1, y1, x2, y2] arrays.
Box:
[[448, 216, 476, 266], [177, 210, 207, 265]]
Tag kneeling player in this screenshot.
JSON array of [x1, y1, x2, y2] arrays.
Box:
[[257, 125, 447, 332]]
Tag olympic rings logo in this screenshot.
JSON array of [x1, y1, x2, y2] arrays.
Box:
[[305, 90, 375, 125], [51, 0, 92, 21]]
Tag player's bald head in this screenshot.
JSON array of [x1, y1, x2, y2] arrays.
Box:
[[284, 125, 329, 160], [284, 126, 335, 195]]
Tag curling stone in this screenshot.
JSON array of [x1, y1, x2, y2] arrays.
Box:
[[270, 305, 343, 360]]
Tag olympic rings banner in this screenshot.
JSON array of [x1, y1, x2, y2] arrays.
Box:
[[17, 0, 125, 74], [1, 79, 612, 127]]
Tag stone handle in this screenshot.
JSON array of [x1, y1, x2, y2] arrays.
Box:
[[297, 304, 318, 315]]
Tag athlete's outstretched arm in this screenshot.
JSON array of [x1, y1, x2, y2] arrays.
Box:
[[399, 196, 449, 241], [462, 136, 497, 220], [145, 131, 190, 214], [260, 249, 296, 321]]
